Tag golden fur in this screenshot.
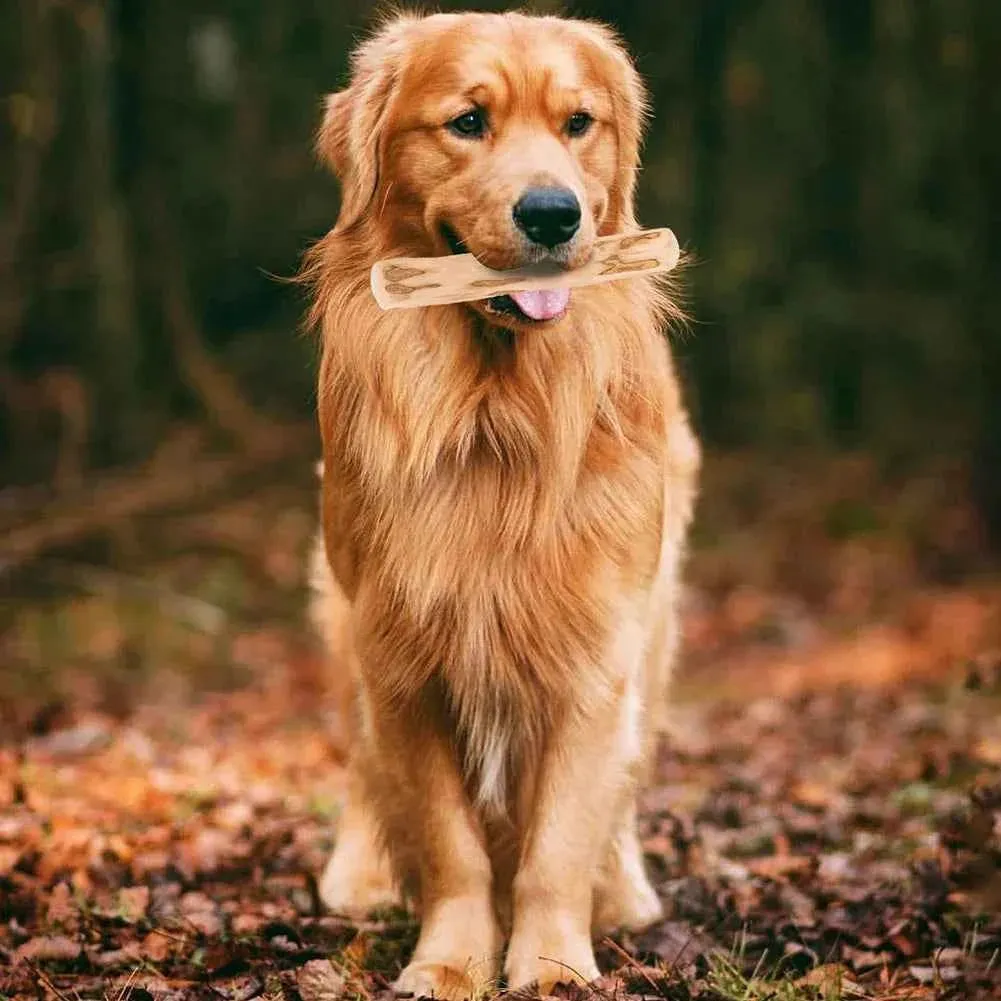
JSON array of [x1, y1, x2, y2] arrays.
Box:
[[303, 10, 700, 997]]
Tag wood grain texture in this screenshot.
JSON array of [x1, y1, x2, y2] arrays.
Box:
[[370, 228, 680, 310]]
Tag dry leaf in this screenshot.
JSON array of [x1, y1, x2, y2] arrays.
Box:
[[45, 881, 79, 931], [0, 844, 22, 877], [746, 854, 814, 879], [117, 884, 151, 922], [796, 963, 863, 995], [15, 935, 83, 963], [179, 890, 223, 936], [296, 959, 346, 1001], [140, 929, 175, 963]]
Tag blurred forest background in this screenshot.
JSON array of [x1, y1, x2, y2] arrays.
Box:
[[2, 0, 1000, 710], [4, 9, 1001, 998]]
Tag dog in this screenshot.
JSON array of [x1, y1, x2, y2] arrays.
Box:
[[302, 10, 700, 998]]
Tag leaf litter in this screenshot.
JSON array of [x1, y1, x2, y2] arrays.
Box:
[[0, 657, 998, 1001], [1, 459, 1000, 1001]]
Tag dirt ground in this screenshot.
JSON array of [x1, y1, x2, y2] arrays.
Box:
[[2, 455, 1000, 1001]]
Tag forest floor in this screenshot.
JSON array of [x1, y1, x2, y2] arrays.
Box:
[[2, 452, 1000, 1001]]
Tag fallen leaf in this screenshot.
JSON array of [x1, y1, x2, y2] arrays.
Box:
[[796, 963, 863, 995], [118, 884, 151, 922], [843, 946, 893, 971], [30, 720, 111, 757], [140, 929, 175, 963], [634, 921, 717, 967], [296, 959, 346, 1001], [909, 964, 937, 984], [45, 881, 79, 931], [0, 844, 21, 876], [16, 935, 83, 962], [179, 890, 223, 937], [90, 942, 143, 968], [746, 854, 814, 879], [231, 913, 265, 936]]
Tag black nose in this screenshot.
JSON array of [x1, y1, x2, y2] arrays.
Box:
[[512, 187, 581, 248]]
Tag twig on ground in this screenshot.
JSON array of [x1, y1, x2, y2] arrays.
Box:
[[110, 965, 141, 1001], [25, 960, 76, 1001], [600, 937, 662, 996], [535, 957, 599, 996]]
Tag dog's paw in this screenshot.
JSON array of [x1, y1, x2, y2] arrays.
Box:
[[319, 847, 401, 918], [394, 961, 486, 1001], [593, 870, 664, 934], [504, 933, 599, 995], [505, 957, 601, 996]]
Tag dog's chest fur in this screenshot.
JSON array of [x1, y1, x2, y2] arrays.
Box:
[[319, 299, 672, 815], [348, 407, 663, 814]]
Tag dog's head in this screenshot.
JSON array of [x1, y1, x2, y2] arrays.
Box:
[[317, 11, 648, 328]]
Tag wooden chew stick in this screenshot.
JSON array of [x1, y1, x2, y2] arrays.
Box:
[[370, 227, 680, 310]]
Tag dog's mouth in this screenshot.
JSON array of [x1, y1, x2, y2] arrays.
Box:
[[439, 223, 571, 325]]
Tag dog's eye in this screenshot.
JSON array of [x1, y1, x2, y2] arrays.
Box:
[[448, 108, 487, 138], [566, 111, 593, 138]]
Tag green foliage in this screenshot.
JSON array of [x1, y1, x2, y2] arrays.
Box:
[[2, 0, 997, 527], [708, 953, 857, 1000]]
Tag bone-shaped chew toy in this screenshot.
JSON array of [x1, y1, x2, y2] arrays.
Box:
[[370, 228, 680, 310]]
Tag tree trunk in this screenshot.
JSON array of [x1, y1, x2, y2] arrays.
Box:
[[80, 0, 139, 459], [0, 0, 57, 353], [808, 0, 874, 445], [687, 0, 735, 443], [968, 0, 1001, 547]]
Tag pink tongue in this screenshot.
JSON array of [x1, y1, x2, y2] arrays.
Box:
[[509, 287, 570, 321]]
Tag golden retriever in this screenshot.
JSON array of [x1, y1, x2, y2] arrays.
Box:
[[302, 10, 700, 998]]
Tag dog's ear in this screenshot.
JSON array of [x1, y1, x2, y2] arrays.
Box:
[[573, 22, 649, 230], [316, 90, 353, 181], [316, 15, 418, 231]]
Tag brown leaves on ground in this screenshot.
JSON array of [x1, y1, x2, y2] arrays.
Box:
[[631, 676, 1001, 999], [297, 959, 347, 1001], [1, 662, 999, 1001], [2, 454, 1000, 999]]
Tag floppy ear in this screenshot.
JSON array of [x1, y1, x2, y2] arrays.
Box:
[[609, 50, 649, 229], [316, 16, 417, 231], [316, 90, 352, 180], [573, 22, 650, 230]]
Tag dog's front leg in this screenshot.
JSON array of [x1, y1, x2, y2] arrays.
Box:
[[505, 658, 643, 992], [370, 703, 502, 1001]]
